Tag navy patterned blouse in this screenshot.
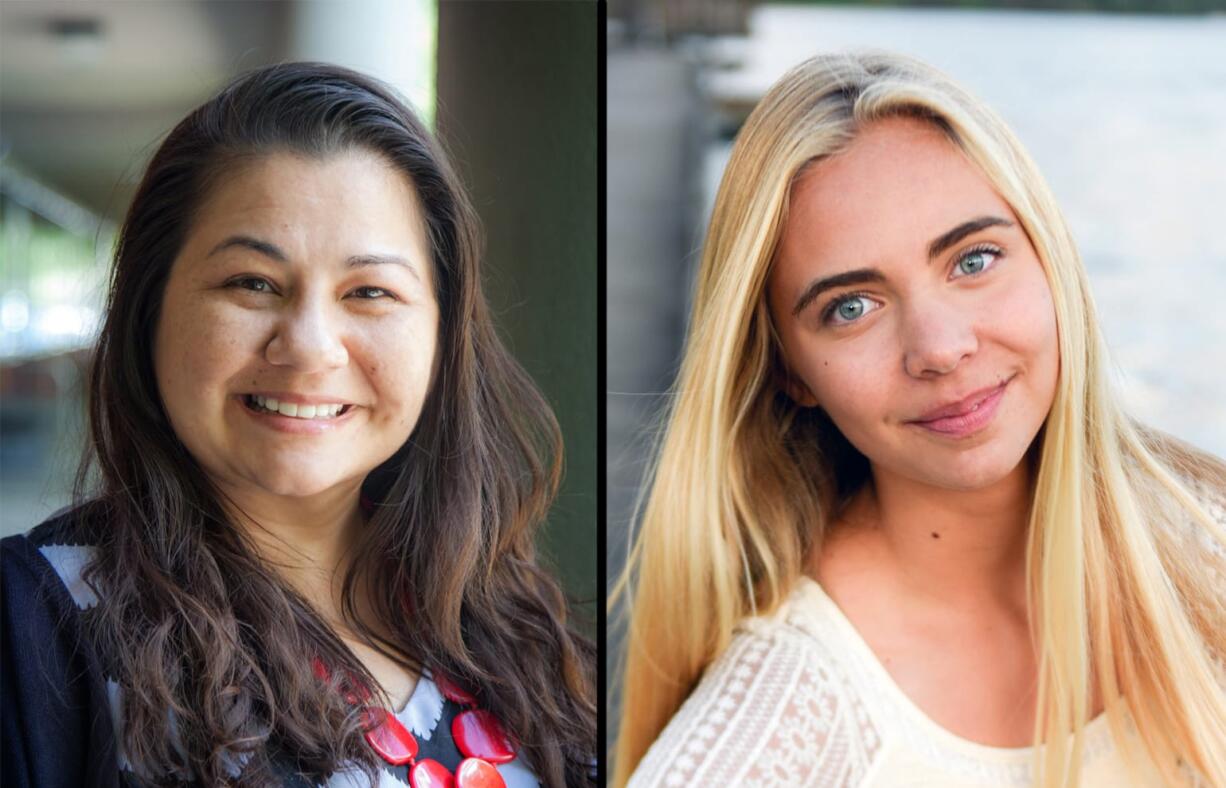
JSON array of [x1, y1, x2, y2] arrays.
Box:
[[1, 506, 543, 787]]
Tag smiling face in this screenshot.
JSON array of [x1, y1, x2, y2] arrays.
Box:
[[153, 149, 439, 501], [767, 116, 1060, 492]]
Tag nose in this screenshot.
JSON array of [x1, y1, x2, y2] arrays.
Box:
[[264, 297, 349, 372], [901, 296, 978, 378]]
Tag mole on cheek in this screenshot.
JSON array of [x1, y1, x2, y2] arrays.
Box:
[[368, 363, 378, 375], [931, 532, 940, 539]]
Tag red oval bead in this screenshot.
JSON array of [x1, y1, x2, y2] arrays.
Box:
[[312, 658, 371, 705], [455, 758, 505, 788], [409, 758, 455, 788], [361, 707, 419, 766], [343, 669, 373, 705], [452, 710, 517, 764], [433, 671, 477, 706]]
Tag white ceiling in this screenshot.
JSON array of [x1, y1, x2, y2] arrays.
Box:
[[1, 0, 291, 221]]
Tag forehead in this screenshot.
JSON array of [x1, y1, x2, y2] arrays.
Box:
[[777, 116, 1015, 266], [190, 149, 430, 256]]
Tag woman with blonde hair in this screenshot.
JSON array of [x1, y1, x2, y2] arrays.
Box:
[[611, 51, 1226, 787]]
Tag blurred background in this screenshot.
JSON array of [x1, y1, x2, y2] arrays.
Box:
[[606, 0, 1226, 760], [0, 0, 597, 625]]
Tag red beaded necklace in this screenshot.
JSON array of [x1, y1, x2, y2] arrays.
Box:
[[313, 657, 518, 788]]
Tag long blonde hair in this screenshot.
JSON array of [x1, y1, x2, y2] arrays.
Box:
[[610, 51, 1226, 787]]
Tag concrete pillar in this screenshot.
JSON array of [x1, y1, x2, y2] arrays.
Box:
[[289, 0, 436, 121], [436, 2, 598, 622]]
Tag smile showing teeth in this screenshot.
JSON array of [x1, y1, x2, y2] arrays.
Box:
[[245, 395, 347, 420]]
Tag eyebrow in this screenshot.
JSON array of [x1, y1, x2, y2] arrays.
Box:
[[207, 235, 422, 280], [790, 215, 1014, 317]]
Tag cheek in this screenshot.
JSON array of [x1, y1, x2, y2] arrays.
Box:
[[154, 300, 268, 457], [359, 315, 438, 426], [156, 299, 255, 396], [816, 366, 892, 446], [789, 332, 894, 432], [995, 263, 1060, 365]]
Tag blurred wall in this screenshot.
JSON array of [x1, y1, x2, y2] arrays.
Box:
[[436, 2, 599, 622]]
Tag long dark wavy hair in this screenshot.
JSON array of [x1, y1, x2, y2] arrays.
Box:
[[72, 61, 595, 786]]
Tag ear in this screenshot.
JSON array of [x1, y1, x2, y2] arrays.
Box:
[[775, 363, 820, 408]]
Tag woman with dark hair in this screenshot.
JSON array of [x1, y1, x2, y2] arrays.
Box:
[[1, 62, 595, 787]]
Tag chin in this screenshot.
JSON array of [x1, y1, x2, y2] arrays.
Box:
[[932, 470, 1010, 493], [245, 468, 353, 499], [923, 449, 1026, 492]]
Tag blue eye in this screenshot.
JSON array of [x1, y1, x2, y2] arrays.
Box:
[[953, 245, 1002, 278], [818, 245, 1004, 328], [821, 293, 879, 326]]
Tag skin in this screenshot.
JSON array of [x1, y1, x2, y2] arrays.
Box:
[[154, 149, 437, 709], [767, 116, 1069, 746]]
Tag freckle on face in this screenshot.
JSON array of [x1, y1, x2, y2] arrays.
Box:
[[765, 117, 1060, 494], [151, 149, 440, 500]]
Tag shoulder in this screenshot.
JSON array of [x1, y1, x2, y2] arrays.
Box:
[[1, 499, 112, 665], [1132, 426, 1226, 509], [627, 582, 882, 788], [2, 504, 118, 788], [2, 501, 108, 612], [6, 498, 110, 555], [1131, 429, 1226, 558]]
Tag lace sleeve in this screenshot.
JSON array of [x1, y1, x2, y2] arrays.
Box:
[[627, 619, 881, 788]]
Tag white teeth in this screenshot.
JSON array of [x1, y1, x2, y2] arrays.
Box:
[[248, 396, 345, 420]]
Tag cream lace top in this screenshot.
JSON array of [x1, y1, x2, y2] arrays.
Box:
[[628, 576, 1175, 787]]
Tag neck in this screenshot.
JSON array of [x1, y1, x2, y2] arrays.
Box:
[[211, 477, 366, 618], [859, 456, 1033, 614]]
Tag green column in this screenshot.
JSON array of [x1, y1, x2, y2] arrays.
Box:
[[436, 1, 598, 629]]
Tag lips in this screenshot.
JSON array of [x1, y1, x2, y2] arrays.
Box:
[[242, 391, 354, 407], [236, 393, 359, 435], [910, 378, 1011, 423]]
